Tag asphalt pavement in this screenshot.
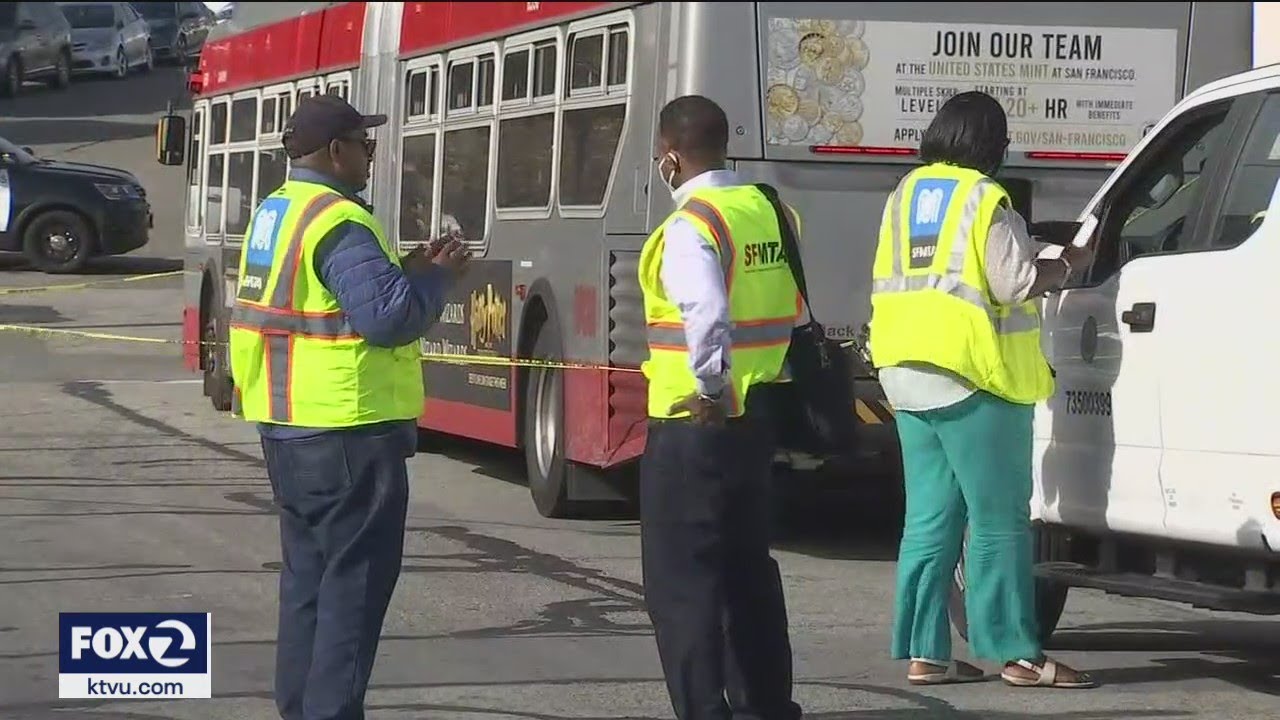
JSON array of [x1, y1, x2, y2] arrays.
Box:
[[0, 63, 1278, 720]]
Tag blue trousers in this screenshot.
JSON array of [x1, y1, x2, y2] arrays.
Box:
[[890, 390, 1041, 665], [259, 422, 416, 720]]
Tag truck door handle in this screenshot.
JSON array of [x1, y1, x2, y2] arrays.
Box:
[[1121, 302, 1156, 332]]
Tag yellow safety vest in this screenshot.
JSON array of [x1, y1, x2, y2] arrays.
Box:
[[638, 185, 801, 419], [228, 179, 424, 427], [868, 162, 1053, 405]]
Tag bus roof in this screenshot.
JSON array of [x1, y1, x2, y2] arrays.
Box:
[[195, 2, 365, 97], [203, 1, 338, 45]]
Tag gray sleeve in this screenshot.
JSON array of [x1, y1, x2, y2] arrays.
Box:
[[983, 204, 1043, 306]]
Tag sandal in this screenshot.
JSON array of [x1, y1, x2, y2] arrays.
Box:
[[907, 659, 986, 685], [1001, 658, 1097, 689]]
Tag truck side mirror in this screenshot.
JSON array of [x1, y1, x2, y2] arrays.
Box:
[[155, 113, 186, 166], [1029, 220, 1083, 247]]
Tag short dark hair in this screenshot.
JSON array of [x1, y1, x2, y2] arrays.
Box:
[[658, 95, 729, 163], [919, 91, 1008, 175]]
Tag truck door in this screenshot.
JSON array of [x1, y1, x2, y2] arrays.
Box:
[[1148, 90, 1280, 549], [1037, 94, 1244, 538]]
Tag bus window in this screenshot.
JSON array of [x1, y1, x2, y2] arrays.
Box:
[[533, 41, 557, 98], [256, 148, 288, 205], [607, 26, 628, 88], [210, 102, 229, 145], [187, 106, 204, 228], [568, 32, 603, 94], [399, 133, 437, 245], [448, 60, 474, 111], [230, 96, 257, 143], [477, 54, 495, 108], [440, 126, 491, 243], [260, 96, 278, 135], [497, 114, 554, 209], [226, 151, 254, 236], [559, 105, 625, 207], [502, 49, 530, 102], [406, 70, 429, 117], [205, 153, 226, 236]]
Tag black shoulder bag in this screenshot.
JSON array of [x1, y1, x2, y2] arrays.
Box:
[[753, 183, 859, 457]]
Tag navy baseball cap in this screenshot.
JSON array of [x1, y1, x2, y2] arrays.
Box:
[[283, 94, 387, 159]]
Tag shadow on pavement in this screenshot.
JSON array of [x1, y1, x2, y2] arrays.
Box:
[[0, 118, 156, 147], [1049, 620, 1280, 695], [0, 254, 181, 275]]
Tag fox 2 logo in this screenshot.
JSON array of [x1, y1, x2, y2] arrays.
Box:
[[59, 613, 211, 675]]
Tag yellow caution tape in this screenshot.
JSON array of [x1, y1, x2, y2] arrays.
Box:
[[0, 320, 895, 419], [0, 270, 182, 296], [0, 321, 643, 372]]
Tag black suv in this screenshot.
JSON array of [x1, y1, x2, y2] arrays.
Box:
[[0, 2, 73, 97], [0, 136, 152, 273]]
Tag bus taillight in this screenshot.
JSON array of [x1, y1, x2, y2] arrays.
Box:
[[1025, 151, 1128, 163], [809, 145, 918, 157]]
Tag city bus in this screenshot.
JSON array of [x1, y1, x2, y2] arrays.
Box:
[[157, 1, 1253, 518]]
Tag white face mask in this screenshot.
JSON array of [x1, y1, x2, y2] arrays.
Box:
[[658, 152, 679, 196]]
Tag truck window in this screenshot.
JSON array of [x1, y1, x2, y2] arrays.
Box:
[[1210, 93, 1280, 249], [1084, 100, 1233, 284]]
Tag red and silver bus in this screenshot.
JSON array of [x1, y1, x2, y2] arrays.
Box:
[[157, 1, 1253, 518]]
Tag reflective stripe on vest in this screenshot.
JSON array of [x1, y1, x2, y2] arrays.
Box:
[[639, 184, 799, 419], [873, 180, 1039, 335], [229, 192, 350, 423], [228, 180, 424, 427]]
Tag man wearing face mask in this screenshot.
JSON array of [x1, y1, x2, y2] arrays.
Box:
[[637, 94, 805, 720], [228, 94, 471, 720]]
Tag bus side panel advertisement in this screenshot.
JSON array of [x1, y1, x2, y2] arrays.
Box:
[[763, 18, 1178, 155], [421, 260, 514, 412]]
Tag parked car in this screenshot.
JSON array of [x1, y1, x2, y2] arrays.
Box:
[[59, 2, 153, 79], [0, 2, 73, 97], [128, 1, 212, 65], [0, 137, 151, 274]]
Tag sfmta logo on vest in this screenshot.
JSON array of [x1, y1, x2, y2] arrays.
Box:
[[907, 178, 958, 269], [58, 612, 212, 700]]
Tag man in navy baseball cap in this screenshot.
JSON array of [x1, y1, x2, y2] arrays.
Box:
[[283, 94, 387, 191]]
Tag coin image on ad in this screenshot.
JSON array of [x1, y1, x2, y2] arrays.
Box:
[[792, 65, 818, 92], [838, 69, 866, 97], [781, 115, 810, 142], [837, 19, 866, 38], [847, 37, 870, 71], [767, 66, 788, 88], [799, 32, 827, 67], [834, 121, 864, 146], [766, 84, 800, 119], [819, 87, 864, 123], [796, 95, 824, 125], [770, 30, 800, 70]]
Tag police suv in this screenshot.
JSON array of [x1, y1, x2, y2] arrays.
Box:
[[0, 135, 151, 273], [951, 62, 1280, 642]]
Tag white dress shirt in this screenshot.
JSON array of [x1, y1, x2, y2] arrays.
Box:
[[658, 169, 744, 397]]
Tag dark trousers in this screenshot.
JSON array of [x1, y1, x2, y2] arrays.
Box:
[[639, 390, 803, 720], [259, 422, 416, 720]]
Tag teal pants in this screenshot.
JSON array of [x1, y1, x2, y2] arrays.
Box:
[[890, 390, 1041, 665]]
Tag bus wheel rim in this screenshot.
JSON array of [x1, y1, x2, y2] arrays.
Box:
[[533, 365, 559, 480]]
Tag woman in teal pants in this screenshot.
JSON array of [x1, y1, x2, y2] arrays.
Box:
[[870, 92, 1097, 689]]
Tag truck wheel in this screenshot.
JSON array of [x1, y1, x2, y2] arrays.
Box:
[[48, 51, 70, 89], [21, 210, 93, 274], [949, 525, 1069, 646], [203, 301, 234, 412], [2, 57, 21, 98], [522, 314, 580, 518]]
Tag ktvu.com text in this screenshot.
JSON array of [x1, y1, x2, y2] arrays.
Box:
[[58, 612, 212, 700]]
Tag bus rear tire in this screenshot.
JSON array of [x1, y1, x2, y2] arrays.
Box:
[[523, 316, 580, 518], [949, 525, 1069, 646], [203, 302, 234, 413]]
